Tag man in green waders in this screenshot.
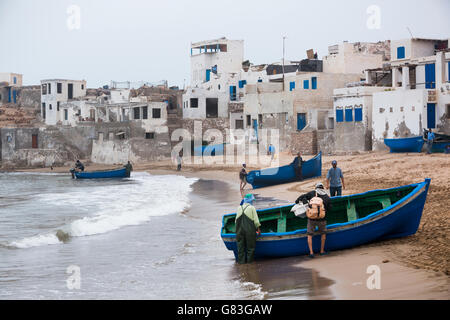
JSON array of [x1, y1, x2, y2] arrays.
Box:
[[235, 194, 261, 264]]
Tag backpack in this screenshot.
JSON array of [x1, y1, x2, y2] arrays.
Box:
[[306, 192, 326, 219]]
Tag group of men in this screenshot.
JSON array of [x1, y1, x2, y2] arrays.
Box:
[[235, 157, 345, 264]]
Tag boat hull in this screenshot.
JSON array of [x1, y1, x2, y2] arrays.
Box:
[[74, 168, 128, 179], [431, 141, 450, 153], [246, 152, 322, 189], [384, 136, 424, 153], [221, 179, 430, 259]]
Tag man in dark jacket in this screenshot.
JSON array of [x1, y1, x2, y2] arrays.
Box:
[[235, 194, 261, 264], [75, 160, 85, 172], [291, 152, 304, 180], [295, 182, 331, 257]]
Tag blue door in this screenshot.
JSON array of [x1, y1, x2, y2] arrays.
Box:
[[253, 119, 258, 139], [425, 63, 435, 89], [7, 87, 11, 102], [297, 113, 306, 131], [13, 90, 16, 103], [427, 103, 436, 129], [206, 69, 211, 82]]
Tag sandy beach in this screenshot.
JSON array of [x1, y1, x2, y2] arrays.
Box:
[[14, 150, 450, 299]]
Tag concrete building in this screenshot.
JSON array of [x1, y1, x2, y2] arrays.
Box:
[[0, 73, 23, 104], [372, 38, 450, 149], [333, 86, 390, 152], [323, 41, 390, 76], [40, 79, 87, 125]]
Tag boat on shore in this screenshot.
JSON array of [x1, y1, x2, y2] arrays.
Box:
[[221, 179, 430, 260], [70, 167, 128, 179], [245, 152, 322, 189], [384, 136, 424, 153]]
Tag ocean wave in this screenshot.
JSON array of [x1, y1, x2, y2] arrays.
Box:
[[7, 172, 197, 249]]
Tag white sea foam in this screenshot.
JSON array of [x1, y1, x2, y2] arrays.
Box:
[[9, 172, 197, 249]]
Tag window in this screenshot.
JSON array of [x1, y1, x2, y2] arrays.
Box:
[[152, 108, 161, 119], [142, 106, 148, 119], [49, 104, 52, 110], [238, 80, 247, 88], [412, 106, 415, 112], [246, 115, 251, 127], [134, 107, 140, 119], [345, 107, 353, 122], [400, 106, 404, 112], [389, 107, 393, 113], [64, 109, 68, 120], [206, 98, 218, 118], [328, 117, 334, 129], [354, 105, 363, 122], [57, 83, 62, 94], [42, 84, 47, 95], [397, 46, 405, 59], [145, 132, 155, 139], [311, 77, 317, 90], [336, 107, 343, 122], [81, 84, 84, 90], [258, 114, 263, 128], [235, 119, 244, 129], [190, 98, 198, 108], [446, 104, 450, 118], [57, 102, 60, 111], [379, 108, 385, 113], [205, 69, 211, 82], [48, 83, 51, 94], [42, 103, 46, 119], [303, 80, 309, 89], [289, 81, 295, 91], [13, 77, 17, 84]]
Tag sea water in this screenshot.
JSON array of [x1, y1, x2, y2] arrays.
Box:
[[0, 172, 333, 299]]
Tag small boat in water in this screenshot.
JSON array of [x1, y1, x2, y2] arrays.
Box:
[[70, 167, 128, 179], [384, 136, 424, 153], [221, 179, 430, 260], [245, 152, 322, 189]]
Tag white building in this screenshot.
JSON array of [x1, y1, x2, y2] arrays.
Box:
[[372, 38, 450, 149], [0, 72, 23, 104], [323, 41, 390, 76], [182, 38, 244, 119], [40, 79, 86, 125]]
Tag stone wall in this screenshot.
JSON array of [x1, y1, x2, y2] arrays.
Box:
[[289, 130, 317, 155], [16, 86, 41, 109]]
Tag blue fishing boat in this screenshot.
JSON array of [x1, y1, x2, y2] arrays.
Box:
[[71, 167, 128, 179], [193, 143, 226, 157], [245, 152, 322, 189], [384, 136, 424, 153], [221, 179, 430, 260]]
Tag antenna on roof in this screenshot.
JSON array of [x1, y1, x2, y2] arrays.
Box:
[[406, 27, 414, 39]]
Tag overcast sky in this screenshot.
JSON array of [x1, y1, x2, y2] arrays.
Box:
[[1, 0, 449, 88]]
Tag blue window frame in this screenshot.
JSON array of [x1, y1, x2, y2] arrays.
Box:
[[205, 69, 211, 82], [297, 113, 306, 131], [397, 46, 405, 59], [303, 80, 309, 89], [238, 80, 247, 88], [336, 108, 343, 122], [345, 108, 353, 122], [425, 63, 436, 89], [13, 77, 17, 84], [311, 77, 317, 90], [289, 81, 295, 91], [354, 106, 363, 122], [229, 86, 237, 101]]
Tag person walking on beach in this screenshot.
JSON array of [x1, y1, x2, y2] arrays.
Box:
[[426, 129, 435, 154], [268, 144, 275, 161], [291, 152, 304, 180], [176, 150, 183, 171], [295, 183, 331, 257], [326, 160, 345, 196], [235, 194, 261, 264], [239, 164, 248, 191]]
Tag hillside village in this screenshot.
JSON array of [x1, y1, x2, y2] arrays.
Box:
[[1, 37, 449, 168]]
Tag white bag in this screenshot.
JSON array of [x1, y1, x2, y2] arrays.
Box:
[[291, 203, 308, 218]]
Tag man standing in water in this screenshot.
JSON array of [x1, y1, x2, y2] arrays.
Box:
[[235, 194, 261, 264], [326, 160, 345, 196], [291, 152, 304, 180], [124, 161, 133, 177]]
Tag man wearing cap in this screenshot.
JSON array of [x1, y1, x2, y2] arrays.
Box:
[[326, 160, 345, 197], [295, 183, 331, 257], [235, 194, 261, 264]]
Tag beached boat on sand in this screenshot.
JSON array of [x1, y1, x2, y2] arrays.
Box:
[[71, 167, 128, 179], [384, 136, 424, 153], [245, 152, 322, 189], [221, 179, 430, 260]]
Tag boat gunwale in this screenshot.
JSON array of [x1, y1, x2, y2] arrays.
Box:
[[74, 167, 126, 175], [221, 179, 430, 240]]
